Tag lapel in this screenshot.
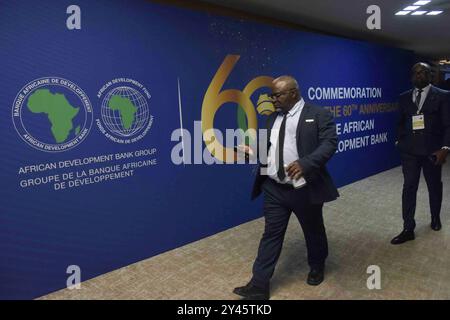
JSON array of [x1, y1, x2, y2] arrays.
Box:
[[420, 85, 437, 113], [406, 89, 417, 114], [296, 103, 310, 141]]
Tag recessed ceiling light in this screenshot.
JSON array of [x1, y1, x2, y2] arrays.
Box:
[[404, 6, 421, 10], [414, 1, 431, 5], [411, 11, 428, 15], [427, 10, 443, 15], [395, 11, 411, 15]]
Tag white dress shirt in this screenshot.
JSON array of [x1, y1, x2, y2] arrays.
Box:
[[267, 98, 305, 184], [412, 84, 431, 113]]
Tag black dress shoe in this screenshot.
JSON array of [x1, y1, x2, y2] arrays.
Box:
[[390, 230, 415, 245], [307, 268, 324, 286], [431, 217, 442, 231], [233, 283, 269, 300]]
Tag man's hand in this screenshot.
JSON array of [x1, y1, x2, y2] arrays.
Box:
[[286, 161, 304, 180], [433, 149, 449, 166], [235, 145, 255, 160]]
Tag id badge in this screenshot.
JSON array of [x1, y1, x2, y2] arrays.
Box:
[[412, 114, 425, 130]]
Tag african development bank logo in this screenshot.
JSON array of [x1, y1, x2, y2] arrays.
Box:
[[96, 78, 153, 144], [12, 77, 93, 152]]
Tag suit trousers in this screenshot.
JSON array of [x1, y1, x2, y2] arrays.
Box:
[[401, 152, 443, 231], [251, 178, 328, 289]]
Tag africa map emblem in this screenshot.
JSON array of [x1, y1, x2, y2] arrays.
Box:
[[101, 86, 150, 137], [96, 78, 153, 144], [12, 77, 93, 152]]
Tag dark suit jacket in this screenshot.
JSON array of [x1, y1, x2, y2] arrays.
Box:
[[397, 85, 450, 156], [251, 102, 339, 204]]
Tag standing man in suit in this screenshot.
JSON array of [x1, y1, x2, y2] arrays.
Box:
[[391, 62, 450, 245], [233, 76, 339, 300]]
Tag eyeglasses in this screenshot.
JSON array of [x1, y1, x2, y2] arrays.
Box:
[[269, 88, 297, 100], [412, 70, 430, 76]]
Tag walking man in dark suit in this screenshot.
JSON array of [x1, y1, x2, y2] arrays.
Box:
[[233, 76, 339, 300], [391, 62, 450, 245]]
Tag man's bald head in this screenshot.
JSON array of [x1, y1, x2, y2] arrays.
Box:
[[273, 75, 299, 91], [412, 62, 431, 72]]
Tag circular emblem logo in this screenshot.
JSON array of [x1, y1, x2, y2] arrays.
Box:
[[96, 78, 153, 144], [101, 86, 149, 137], [12, 77, 93, 152]]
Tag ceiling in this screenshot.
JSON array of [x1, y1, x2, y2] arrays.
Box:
[[199, 0, 450, 59]]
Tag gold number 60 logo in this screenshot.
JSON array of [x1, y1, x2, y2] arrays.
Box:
[[201, 55, 273, 163]]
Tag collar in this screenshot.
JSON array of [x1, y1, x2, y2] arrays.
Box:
[[414, 84, 431, 95], [285, 98, 305, 118]]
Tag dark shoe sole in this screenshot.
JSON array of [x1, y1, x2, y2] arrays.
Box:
[[242, 295, 270, 300], [307, 277, 324, 286], [233, 287, 269, 300], [390, 237, 415, 245], [232, 288, 246, 297]]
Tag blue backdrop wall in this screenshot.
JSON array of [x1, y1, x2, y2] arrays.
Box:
[[0, 0, 414, 299]]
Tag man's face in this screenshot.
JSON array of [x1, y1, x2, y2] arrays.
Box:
[[411, 63, 431, 89], [270, 81, 298, 112]]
